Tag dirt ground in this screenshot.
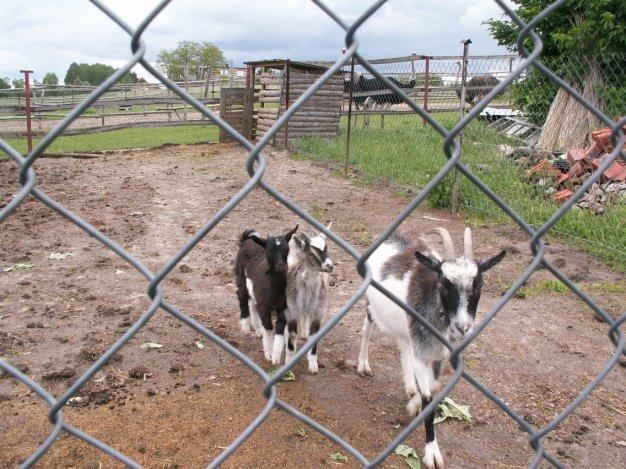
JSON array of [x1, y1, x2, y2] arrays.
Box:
[[0, 144, 624, 468]]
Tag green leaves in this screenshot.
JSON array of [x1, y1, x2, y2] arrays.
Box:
[[434, 397, 471, 424], [395, 444, 421, 469], [329, 452, 348, 464], [156, 41, 226, 82], [269, 367, 296, 382], [3, 262, 36, 272], [139, 342, 163, 350], [49, 252, 72, 260]]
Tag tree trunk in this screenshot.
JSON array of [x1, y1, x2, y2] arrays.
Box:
[[537, 87, 569, 150], [537, 55, 605, 151]]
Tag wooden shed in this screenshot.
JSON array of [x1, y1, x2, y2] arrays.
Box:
[[245, 60, 344, 146]]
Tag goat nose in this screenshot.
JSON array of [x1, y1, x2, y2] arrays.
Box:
[[455, 321, 471, 334]]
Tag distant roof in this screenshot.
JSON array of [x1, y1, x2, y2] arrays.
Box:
[[244, 59, 339, 73]]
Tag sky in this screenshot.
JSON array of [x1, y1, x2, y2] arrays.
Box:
[[0, 0, 514, 84]]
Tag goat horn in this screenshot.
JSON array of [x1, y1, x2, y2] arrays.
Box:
[[317, 221, 332, 240], [428, 227, 455, 261], [464, 227, 473, 259]]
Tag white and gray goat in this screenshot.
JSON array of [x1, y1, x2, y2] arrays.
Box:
[[272, 225, 333, 373], [358, 227, 505, 469]]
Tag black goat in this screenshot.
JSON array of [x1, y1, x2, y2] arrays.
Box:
[[456, 75, 500, 106], [344, 75, 415, 127], [235, 225, 298, 363]]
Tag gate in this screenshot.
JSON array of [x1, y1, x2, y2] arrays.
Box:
[[219, 87, 253, 143]]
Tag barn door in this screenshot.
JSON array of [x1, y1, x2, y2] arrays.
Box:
[[219, 87, 253, 143]]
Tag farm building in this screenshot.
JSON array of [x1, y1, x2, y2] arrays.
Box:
[[245, 60, 344, 146]]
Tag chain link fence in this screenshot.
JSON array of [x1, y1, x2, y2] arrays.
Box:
[[1, 0, 625, 467], [292, 53, 625, 268]]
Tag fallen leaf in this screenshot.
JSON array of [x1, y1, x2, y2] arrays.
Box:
[[139, 342, 163, 350], [434, 397, 471, 424], [195, 341, 205, 349], [3, 262, 36, 272], [68, 396, 84, 405], [48, 252, 73, 260], [329, 452, 348, 464], [269, 367, 296, 382], [614, 441, 626, 447], [395, 444, 421, 469]]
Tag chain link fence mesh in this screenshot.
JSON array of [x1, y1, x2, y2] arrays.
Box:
[[0, 0, 624, 467], [292, 55, 625, 268]]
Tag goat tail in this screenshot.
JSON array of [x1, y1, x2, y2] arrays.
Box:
[[239, 229, 255, 245]]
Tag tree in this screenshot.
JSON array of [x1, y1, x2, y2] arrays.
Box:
[[63, 62, 138, 86], [0, 77, 10, 89], [12, 78, 25, 89], [42, 72, 59, 86], [486, 1, 626, 150], [157, 41, 226, 81]]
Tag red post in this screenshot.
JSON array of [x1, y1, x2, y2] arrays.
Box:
[[20, 69, 34, 153]]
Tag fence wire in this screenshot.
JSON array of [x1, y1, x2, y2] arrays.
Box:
[[0, 0, 624, 468]]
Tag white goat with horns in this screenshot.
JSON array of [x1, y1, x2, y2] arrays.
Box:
[[358, 226, 505, 469]]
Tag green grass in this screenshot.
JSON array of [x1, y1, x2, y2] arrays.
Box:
[[293, 113, 626, 270], [1, 124, 217, 154], [522, 279, 570, 297]]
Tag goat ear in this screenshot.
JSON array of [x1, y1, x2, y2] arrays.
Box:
[[284, 225, 298, 242], [479, 250, 506, 272], [415, 251, 442, 274], [247, 231, 267, 248], [293, 234, 308, 250], [299, 233, 311, 250]]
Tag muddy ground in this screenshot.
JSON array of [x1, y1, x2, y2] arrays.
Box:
[[0, 144, 624, 468]]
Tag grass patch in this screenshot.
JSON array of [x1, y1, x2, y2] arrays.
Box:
[[293, 113, 626, 270], [1, 124, 217, 154], [308, 203, 330, 223], [522, 279, 569, 297]]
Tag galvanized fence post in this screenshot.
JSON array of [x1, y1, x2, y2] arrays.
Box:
[[452, 39, 471, 211], [344, 56, 356, 176]]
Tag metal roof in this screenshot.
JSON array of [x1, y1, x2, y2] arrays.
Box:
[[243, 59, 341, 73]]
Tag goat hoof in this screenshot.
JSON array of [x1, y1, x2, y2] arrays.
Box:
[[308, 365, 319, 374], [423, 441, 444, 469], [357, 363, 372, 377], [240, 319, 252, 335], [405, 386, 418, 399]]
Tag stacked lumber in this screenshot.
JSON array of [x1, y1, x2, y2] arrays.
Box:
[[256, 71, 343, 142]]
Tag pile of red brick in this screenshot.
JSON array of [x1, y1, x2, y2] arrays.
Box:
[[528, 123, 626, 205]]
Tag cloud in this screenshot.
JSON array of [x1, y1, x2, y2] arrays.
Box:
[[0, 0, 510, 83]]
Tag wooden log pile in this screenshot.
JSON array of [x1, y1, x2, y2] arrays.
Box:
[[256, 70, 343, 142]]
